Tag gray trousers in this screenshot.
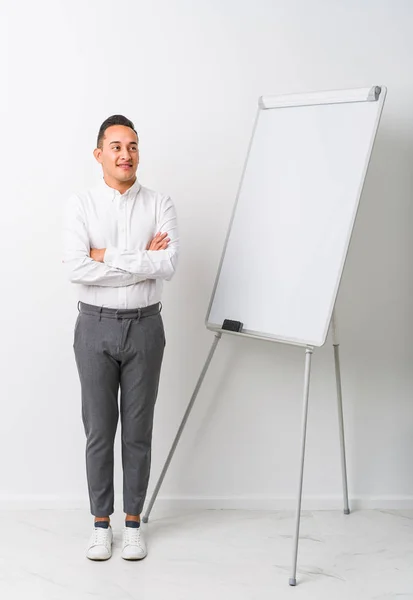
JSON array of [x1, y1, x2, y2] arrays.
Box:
[[73, 301, 165, 517]]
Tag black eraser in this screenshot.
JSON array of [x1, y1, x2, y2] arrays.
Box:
[[222, 319, 243, 332]]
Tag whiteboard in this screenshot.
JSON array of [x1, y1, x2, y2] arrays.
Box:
[[206, 86, 386, 347]]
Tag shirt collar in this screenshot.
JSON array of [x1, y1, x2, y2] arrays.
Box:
[[98, 176, 141, 199]]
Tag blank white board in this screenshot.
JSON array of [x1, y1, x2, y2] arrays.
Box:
[[206, 86, 386, 347]]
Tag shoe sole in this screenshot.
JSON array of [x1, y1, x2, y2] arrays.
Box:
[[86, 546, 112, 561], [121, 552, 147, 561]]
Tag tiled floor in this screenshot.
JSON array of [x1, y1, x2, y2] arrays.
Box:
[[0, 508, 412, 599]]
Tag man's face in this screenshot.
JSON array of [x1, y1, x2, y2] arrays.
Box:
[[94, 125, 139, 185]]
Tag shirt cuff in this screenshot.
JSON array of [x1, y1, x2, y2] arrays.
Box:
[[104, 246, 117, 267]]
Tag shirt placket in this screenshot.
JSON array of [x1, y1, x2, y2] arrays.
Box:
[[118, 192, 128, 308]]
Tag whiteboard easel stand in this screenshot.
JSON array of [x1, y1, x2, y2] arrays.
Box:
[[142, 309, 350, 587], [143, 84, 387, 586], [288, 312, 350, 586]]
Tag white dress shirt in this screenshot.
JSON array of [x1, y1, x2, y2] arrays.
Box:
[[63, 178, 179, 309]]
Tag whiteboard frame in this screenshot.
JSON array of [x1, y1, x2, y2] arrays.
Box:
[[205, 86, 387, 347]]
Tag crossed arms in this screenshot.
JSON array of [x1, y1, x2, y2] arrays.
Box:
[[63, 194, 179, 287]]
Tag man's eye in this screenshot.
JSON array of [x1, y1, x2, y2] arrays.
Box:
[[112, 146, 120, 151]]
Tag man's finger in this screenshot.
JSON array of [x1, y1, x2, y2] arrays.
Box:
[[148, 232, 167, 247], [149, 234, 169, 249]]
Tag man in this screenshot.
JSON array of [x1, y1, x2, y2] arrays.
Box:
[[63, 115, 179, 561]]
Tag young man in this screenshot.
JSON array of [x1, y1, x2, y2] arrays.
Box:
[[63, 115, 179, 561]]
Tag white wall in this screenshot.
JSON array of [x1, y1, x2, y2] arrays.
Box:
[[0, 0, 412, 511]]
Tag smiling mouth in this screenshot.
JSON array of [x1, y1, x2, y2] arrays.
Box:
[[118, 164, 132, 169]]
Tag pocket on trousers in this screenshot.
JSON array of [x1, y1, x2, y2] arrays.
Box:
[[73, 314, 80, 347], [158, 314, 166, 347]]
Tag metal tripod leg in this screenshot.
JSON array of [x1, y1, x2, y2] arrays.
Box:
[[331, 312, 350, 515], [289, 345, 313, 587], [143, 332, 222, 523]]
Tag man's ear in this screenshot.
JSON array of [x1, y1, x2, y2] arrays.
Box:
[[93, 148, 103, 164]]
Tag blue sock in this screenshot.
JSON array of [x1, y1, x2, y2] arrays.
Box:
[[125, 520, 140, 528], [95, 521, 109, 529]]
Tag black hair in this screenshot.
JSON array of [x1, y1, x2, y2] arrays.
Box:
[[97, 115, 138, 148]]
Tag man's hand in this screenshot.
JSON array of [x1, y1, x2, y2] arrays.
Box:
[[147, 232, 170, 251], [90, 248, 106, 263]]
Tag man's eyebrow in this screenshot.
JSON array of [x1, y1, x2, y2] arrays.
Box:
[[109, 140, 138, 145]]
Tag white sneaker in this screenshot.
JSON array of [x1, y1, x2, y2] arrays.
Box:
[[121, 524, 147, 560], [86, 524, 113, 561]]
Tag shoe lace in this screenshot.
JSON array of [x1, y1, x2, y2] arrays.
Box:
[[92, 527, 110, 546], [124, 526, 142, 547]]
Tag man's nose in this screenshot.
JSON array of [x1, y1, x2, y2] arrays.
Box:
[[120, 148, 131, 161]]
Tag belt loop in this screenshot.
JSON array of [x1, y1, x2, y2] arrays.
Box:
[[99, 306, 103, 321], [137, 308, 142, 323], [158, 301, 163, 314], [77, 301, 81, 313]]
